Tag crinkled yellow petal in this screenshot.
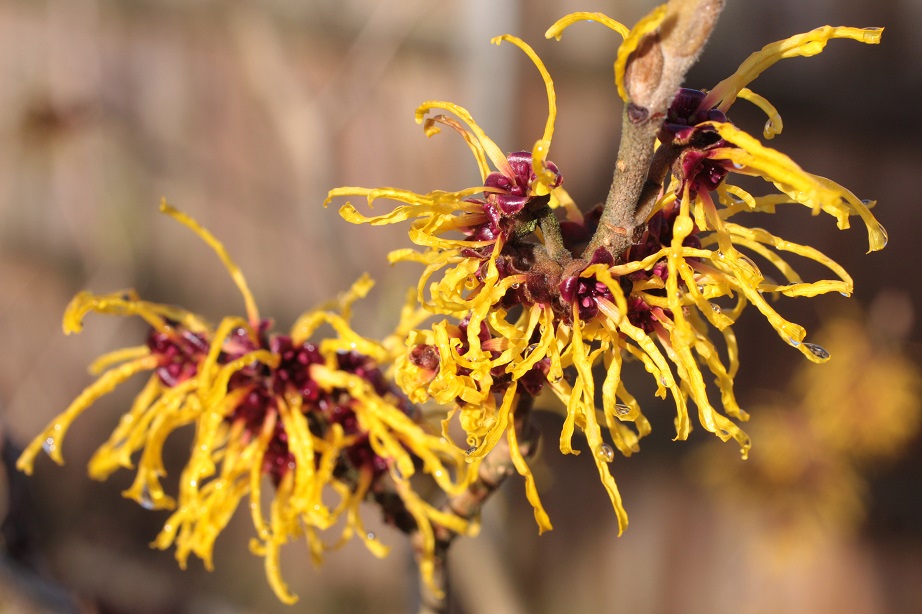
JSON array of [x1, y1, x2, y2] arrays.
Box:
[[737, 87, 783, 138], [415, 100, 509, 176], [506, 415, 553, 533], [703, 26, 883, 111], [16, 355, 159, 473], [161, 201, 260, 326], [545, 12, 630, 41]]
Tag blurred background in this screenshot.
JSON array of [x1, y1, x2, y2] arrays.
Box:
[[1, 0, 920, 612]]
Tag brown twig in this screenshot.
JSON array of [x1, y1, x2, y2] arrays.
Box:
[[415, 394, 538, 614], [374, 395, 538, 613], [584, 0, 726, 260]]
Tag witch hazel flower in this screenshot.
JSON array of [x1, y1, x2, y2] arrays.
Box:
[[331, 6, 886, 538], [17, 202, 476, 604]]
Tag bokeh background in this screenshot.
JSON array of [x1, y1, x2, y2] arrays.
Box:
[[1, 0, 921, 612]]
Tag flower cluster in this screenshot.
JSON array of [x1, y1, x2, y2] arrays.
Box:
[[327, 11, 885, 533], [16, 4, 891, 605], [16, 203, 475, 604]]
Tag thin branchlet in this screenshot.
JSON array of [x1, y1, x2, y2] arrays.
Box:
[[381, 396, 539, 614]]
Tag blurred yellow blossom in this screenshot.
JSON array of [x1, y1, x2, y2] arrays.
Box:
[[17, 203, 475, 604], [695, 301, 921, 555]]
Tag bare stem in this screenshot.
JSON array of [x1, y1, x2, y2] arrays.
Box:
[[584, 0, 725, 259], [537, 205, 570, 262], [383, 395, 538, 614]]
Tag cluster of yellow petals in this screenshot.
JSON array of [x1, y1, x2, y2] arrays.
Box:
[[328, 5, 887, 539], [14, 5, 894, 606], [17, 202, 476, 604], [329, 32, 573, 532]]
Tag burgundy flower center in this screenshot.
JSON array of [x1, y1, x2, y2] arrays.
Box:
[[465, 151, 563, 242], [147, 321, 405, 484], [626, 296, 672, 333], [661, 88, 728, 143], [147, 327, 209, 387], [680, 149, 730, 194], [484, 151, 561, 216], [559, 275, 615, 322]]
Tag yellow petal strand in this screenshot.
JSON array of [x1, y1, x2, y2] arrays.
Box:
[[329, 185, 485, 211], [420, 114, 491, 181], [616, 382, 652, 438], [264, 472, 300, 605], [545, 12, 630, 41], [87, 345, 151, 375], [703, 26, 883, 111], [415, 100, 509, 175], [62, 290, 197, 335], [470, 384, 517, 462], [86, 375, 162, 479], [547, 378, 578, 455], [573, 315, 629, 533], [348, 470, 392, 558], [334, 273, 375, 321], [491, 34, 558, 189], [724, 223, 854, 296], [277, 395, 324, 524], [810, 174, 887, 252], [16, 355, 159, 472], [334, 193, 480, 228], [693, 332, 746, 421], [506, 417, 553, 533], [615, 4, 668, 101], [160, 201, 260, 326], [718, 235, 803, 285], [245, 412, 278, 542], [392, 478, 439, 599], [707, 122, 848, 217], [120, 385, 203, 510], [601, 345, 647, 457], [737, 87, 783, 138]]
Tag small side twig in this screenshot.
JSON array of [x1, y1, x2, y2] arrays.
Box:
[[416, 394, 538, 614], [534, 200, 571, 263], [374, 395, 538, 614]]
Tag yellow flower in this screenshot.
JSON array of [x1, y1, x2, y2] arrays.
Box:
[[797, 314, 921, 463], [325, 8, 886, 537], [694, 307, 921, 554], [17, 202, 474, 604]]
